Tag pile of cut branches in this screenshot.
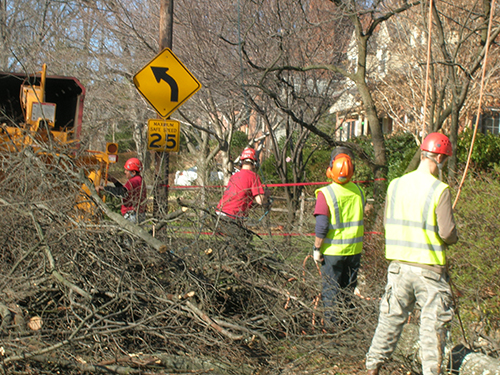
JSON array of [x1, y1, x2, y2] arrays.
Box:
[[0, 145, 383, 374]]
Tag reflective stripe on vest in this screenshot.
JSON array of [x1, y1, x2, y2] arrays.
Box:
[[316, 182, 364, 256], [385, 171, 448, 265]]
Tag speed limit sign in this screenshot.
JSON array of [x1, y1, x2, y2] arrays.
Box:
[[147, 119, 180, 152]]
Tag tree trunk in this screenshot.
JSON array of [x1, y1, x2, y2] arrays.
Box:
[[354, 39, 387, 201], [0, 1, 7, 69], [395, 328, 500, 375], [448, 104, 460, 183], [450, 344, 500, 375]]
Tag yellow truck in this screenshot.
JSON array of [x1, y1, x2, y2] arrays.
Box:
[[0, 64, 117, 217]]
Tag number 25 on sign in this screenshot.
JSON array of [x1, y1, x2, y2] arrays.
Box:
[[147, 119, 180, 152]]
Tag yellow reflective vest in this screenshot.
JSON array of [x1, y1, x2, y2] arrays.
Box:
[[385, 170, 448, 265], [315, 181, 365, 256]]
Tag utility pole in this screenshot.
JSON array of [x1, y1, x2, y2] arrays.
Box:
[[154, 0, 174, 218], [159, 0, 173, 50]]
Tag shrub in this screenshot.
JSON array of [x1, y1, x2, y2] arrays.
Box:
[[349, 133, 418, 199], [456, 128, 500, 171], [106, 127, 136, 153]]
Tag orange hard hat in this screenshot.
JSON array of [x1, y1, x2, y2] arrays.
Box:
[[421, 133, 452, 156], [124, 157, 143, 172], [326, 153, 354, 184]]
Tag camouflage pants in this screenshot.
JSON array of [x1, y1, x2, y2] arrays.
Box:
[[366, 262, 454, 375]]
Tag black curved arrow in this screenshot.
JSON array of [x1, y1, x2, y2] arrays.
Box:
[[151, 66, 179, 102]]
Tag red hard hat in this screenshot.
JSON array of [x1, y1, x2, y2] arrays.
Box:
[[240, 147, 257, 162], [421, 133, 452, 156], [327, 153, 354, 184], [124, 157, 143, 172]]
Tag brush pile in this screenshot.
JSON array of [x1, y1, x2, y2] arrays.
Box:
[[0, 147, 384, 374]]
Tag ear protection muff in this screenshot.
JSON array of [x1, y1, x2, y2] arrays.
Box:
[[326, 153, 354, 184], [326, 166, 336, 181]]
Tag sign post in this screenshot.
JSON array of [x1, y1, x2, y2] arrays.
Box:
[[152, 0, 173, 221], [133, 46, 201, 220]]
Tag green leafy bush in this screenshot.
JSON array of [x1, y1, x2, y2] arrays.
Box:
[[260, 132, 419, 199], [231, 130, 251, 160], [385, 133, 418, 181], [303, 148, 331, 182], [349, 133, 418, 199], [105, 125, 136, 153], [456, 128, 500, 171]]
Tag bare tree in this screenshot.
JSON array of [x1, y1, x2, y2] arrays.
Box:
[[201, 0, 351, 226], [170, 0, 255, 187], [422, 0, 500, 178], [372, 0, 500, 178], [210, 0, 424, 203]]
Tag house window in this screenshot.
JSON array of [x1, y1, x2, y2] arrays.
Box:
[[350, 121, 356, 138], [483, 115, 500, 135], [338, 119, 360, 140], [343, 121, 356, 140], [382, 118, 393, 134]]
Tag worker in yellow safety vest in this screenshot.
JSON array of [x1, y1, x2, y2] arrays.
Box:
[[366, 133, 459, 375], [313, 147, 365, 327]]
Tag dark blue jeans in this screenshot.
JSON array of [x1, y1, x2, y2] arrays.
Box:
[[320, 253, 361, 325]]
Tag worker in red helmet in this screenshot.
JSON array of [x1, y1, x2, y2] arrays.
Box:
[[215, 147, 268, 243], [313, 146, 365, 328], [97, 157, 147, 224], [366, 133, 458, 375]]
